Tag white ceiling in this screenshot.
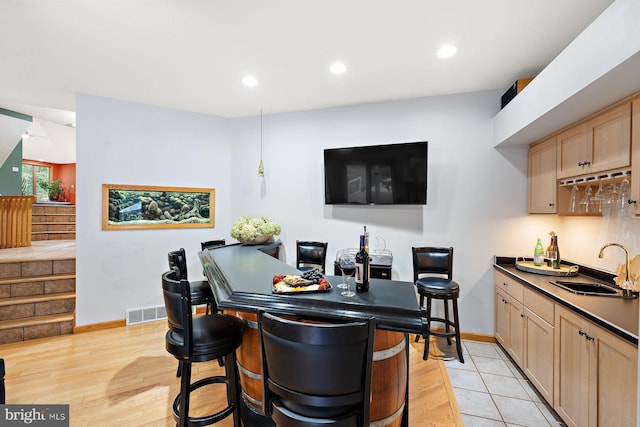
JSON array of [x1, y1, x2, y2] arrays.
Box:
[[0, 1, 614, 132]]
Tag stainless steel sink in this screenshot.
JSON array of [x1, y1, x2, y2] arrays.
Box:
[[549, 280, 636, 298]]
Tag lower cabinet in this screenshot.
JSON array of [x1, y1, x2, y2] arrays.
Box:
[[523, 306, 554, 403], [554, 304, 637, 427]]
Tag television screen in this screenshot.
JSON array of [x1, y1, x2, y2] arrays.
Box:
[[324, 141, 428, 205]]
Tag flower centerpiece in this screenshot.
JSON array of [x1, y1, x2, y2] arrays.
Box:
[[230, 215, 281, 245]]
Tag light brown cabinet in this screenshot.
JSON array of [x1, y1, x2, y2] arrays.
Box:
[[554, 304, 637, 427], [630, 97, 640, 214], [528, 136, 557, 213], [556, 102, 631, 179], [522, 287, 554, 403], [495, 271, 524, 366]]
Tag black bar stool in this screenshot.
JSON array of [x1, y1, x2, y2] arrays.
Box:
[[162, 268, 244, 427], [412, 247, 464, 362]]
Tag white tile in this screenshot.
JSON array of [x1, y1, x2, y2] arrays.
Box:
[[471, 355, 514, 377], [453, 387, 502, 421], [461, 414, 507, 426], [518, 378, 542, 403], [444, 356, 476, 371], [465, 341, 502, 359], [536, 402, 564, 426], [447, 368, 487, 392], [481, 373, 530, 400], [506, 360, 525, 379], [492, 395, 551, 426]]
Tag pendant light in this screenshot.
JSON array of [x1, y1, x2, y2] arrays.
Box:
[[258, 110, 265, 177]]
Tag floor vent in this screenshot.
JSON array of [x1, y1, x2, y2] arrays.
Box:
[[126, 304, 168, 325]]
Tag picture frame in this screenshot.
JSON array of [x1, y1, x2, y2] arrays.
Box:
[[102, 184, 215, 230]]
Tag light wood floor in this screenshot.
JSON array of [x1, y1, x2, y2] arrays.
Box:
[[0, 319, 462, 426], [0, 240, 76, 262]]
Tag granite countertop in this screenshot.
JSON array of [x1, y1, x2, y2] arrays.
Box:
[[494, 256, 638, 345]]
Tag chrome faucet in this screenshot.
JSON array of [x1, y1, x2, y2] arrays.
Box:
[[598, 243, 632, 296]]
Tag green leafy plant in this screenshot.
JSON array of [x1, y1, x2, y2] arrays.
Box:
[[38, 179, 64, 201]]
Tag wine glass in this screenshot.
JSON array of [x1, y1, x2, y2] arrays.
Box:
[[339, 252, 356, 297], [336, 250, 348, 289]]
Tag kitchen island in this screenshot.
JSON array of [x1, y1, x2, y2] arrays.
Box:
[[200, 243, 425, 427]]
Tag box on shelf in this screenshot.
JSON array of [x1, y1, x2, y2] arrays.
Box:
[[501, 77, 534, 109]]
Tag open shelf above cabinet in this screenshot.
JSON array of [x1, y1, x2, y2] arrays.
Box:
[[557, 168, 633, 216]]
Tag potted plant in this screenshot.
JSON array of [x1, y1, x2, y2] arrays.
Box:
[[230, 216, 281, 245], [38, 179, 64, 201]]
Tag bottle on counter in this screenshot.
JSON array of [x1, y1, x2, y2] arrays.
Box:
[[355, 234, 370, 292], [546, 231, 556, 268], [551, 235, 561, 269], [534, 238, 544, 266]]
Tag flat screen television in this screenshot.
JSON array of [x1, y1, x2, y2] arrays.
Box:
[[324, 141, 428, 205]]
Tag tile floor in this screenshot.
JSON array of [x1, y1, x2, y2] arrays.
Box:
[[433, 337, 566, 426]]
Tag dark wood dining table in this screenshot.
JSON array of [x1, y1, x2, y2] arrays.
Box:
[[199, 242, 426, 427]]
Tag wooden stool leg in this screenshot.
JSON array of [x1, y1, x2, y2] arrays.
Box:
[[453, 298, 464, 363], [444, 299, 452, 345]]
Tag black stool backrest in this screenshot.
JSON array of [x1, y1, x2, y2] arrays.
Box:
[[296, 241, 328, 273], [412, 247, 454, 282], [259, 312, 375, 425], [168, 248, 188, 281], [201, 239, 226, 251], [162, 268, 193, 359]]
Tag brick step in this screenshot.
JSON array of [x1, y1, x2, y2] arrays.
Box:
[[32, 223, 76, 232], [0, 291, 76, 307], [0, 313, 75, 344], [0, 259, 75, 280], [32, 232, 76, 241], [0, 272, 75, 287], [32, 205, 76, 215], [32, 214, 76, 223]]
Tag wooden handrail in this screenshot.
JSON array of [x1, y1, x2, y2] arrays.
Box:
[[0, 196, 36, 249]]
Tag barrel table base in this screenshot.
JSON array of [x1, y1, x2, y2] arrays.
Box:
[[229, 310, 407, 426]]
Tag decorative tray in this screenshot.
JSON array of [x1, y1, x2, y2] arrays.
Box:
[[272, 274, 331, 294], [515, 261, 579, 277]]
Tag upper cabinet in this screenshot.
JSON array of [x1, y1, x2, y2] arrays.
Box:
[[631, 98, 640, 215], [557, 102, 631, 179], [528, 137, 557, 214]]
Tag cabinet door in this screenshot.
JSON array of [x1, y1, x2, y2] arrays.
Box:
[[554, 305, 592, 427], [528, 137, 557, 213], [507, 295, 524, 367], [593, 325, 637, 427], [630, 98, 640, 214], [495, 288, 509, 347], [557, 123, 592, 179], [590, 102, 631, 173], [524, 307, 554, 403]]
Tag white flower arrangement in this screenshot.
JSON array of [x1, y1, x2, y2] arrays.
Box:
[[230, 215, 281, 244]]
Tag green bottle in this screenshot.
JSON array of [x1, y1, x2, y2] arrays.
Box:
[[534, 238, 544, 266]]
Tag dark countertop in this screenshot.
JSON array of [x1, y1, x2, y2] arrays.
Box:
[[199, 243, 425, 334], [494, 256, 638, 345]]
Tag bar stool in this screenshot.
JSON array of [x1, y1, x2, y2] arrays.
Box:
[[412, 247, 464, 362], [162, 268, 244, 427]]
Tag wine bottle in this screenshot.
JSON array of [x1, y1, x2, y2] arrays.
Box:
[[552, 235, 561, 269], [355, 235, 369, 292], [534, 238, 544, 266]]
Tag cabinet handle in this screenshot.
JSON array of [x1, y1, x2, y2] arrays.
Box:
[[549, 203, 555, 207], [578, 330, 586, 336], [578, 161, 591, 167], [520, 313, 525, 318], [585, 334, 595, 341], [628, 200, 637, 205]]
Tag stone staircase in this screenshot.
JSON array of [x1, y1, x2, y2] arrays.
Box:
[[31, 203, 76, 241], [0, 257, 76, 344]]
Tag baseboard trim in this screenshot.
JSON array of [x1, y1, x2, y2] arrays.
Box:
[[74, 319, 126, 334], [426, 327, 496, 343]]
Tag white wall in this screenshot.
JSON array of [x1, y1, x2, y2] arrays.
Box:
[[75, 95, 232, 325], [229, 90, 550, 334], [75, 90, 637, 334]]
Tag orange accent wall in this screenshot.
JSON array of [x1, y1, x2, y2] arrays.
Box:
[[23, 159, 77, 205]]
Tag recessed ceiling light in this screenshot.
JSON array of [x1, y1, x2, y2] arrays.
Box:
[[242, 76, 258, 87], [437, 44, 457, 59], [330, 62, 346, 75]]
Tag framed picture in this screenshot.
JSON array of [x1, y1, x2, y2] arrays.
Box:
[[102, 184, 215, 230]]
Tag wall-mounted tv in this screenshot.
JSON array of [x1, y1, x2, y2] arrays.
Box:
[[324, 141, 428, 205]]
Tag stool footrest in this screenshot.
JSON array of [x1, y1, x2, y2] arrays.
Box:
[[173, 375, 236, 427]]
